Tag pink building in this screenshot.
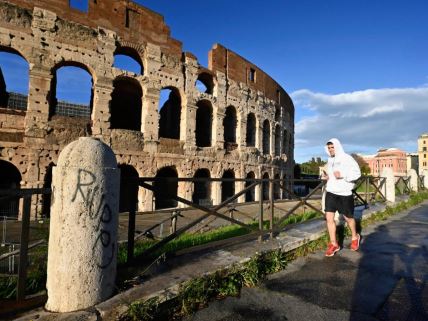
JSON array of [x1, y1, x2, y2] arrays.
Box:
[[362, 148, 407, 177]]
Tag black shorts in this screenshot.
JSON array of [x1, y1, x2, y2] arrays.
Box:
[[325, 192, 354, 218]]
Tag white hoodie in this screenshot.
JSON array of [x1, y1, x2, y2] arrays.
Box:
[[324, 138, 361, 196]]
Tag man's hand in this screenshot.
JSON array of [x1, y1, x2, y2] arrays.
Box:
[[321, 170, 329, 180], [333, 171, 342, 179]]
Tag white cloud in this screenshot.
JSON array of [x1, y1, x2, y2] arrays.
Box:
[[292, 87, 428, 162]]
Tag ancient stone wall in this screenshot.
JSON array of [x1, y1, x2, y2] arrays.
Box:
[[0, 0, 295, 216]]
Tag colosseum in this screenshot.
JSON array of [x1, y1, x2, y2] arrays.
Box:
[[0, 0, 294, 218]]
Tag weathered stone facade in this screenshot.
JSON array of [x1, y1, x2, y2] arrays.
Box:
[[0, 0, 294, 217]]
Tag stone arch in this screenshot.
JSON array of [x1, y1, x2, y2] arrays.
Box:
[[113, 45, 144, 74], [159, 87, 181, 139], [246, 112, 256, 147], [282, 129, 288, 154], [41, 163, 55, 218], [154, 166, 178, 210], [262, 172, 270, 201], [262, 119, 270, 155], [0, 47, 29, 110], [192, 168, 211, 206], [118, 164, 139, 213], [196, 72, 214, 94], [275, 105, 280, 122], [274, 125, 281, 156], [221, 169, 235, 202], [245, 171, 256, 202], [0, 160, 21, 218], [110, 76, 142, 131], [223, 105, 237, 149], [50, 61, 94, 119], [195, 100, 213, 147]]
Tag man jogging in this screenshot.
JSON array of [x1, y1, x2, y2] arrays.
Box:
[[322, 138, 361, 257]]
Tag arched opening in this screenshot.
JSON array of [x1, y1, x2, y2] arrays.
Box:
[[154, 167, 178, 210], [192, 168, 211, 206], [246, 113, 256, 147], [245, 171, 256, 202], [159, 87, 181, 139], [41, 163, 54, 218], [70, 0, 88, 12], [274, 125, 281, 156], [221, 170, 235, 203], [275, 105, 281, 122], [223, 105, 237, 150], [110, 77, 142, 131], [118, 165, 139, 213], [196, 72, 214, 94], [0, 49, 29, 110], [113, 47, 143, 74], [0, 160, 21, 218], [262, 120, 270, 155], [282, 129, 288, 154], [274, 174, 281, 199], [262, 172, 270, 201], [51, 64, 93, 119], [195, 100, 212, 147]]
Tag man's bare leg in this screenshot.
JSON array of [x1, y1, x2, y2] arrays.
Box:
[[343, 216, 358, 240], [325, 211, 338, 245]]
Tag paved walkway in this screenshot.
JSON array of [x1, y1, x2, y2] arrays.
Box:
[[183, 201, 428, 321]]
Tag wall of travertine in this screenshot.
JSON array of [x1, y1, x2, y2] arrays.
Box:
[[0, 0, 294, 216]]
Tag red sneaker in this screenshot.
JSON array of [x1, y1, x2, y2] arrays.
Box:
[[350, 234, 361, 251], [325, 243, 340, 257]]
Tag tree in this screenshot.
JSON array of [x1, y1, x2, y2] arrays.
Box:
[[351, 153, 371, 175], [300, 157, 327, 175]]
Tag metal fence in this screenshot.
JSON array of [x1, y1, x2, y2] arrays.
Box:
[[55, 100, 91, 118], [0, 173, 423, 312], [4, 92, 28, 111], [0, 188, 50, 307]]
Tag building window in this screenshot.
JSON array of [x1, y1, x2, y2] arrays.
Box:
[[249, 68, 256, 82]]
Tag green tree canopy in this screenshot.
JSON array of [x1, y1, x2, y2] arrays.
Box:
[[300, 157, 326, 175]]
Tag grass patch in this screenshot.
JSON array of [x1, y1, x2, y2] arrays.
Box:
[[117, 210, 321, 266]]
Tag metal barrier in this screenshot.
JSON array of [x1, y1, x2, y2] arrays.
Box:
[[352, 176, 387, 207], [0, 188, 50, 304], [395, 176, 411, 195], [125, 177, 326, 266]]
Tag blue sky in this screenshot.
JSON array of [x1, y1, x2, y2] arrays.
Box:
[[1, 0, 427, 162]]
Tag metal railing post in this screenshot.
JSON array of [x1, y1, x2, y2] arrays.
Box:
[[365, 177, 369, 204], [171, 210, 178, 234], [127, 203, 136, 264], [16, 195, 31, 301]]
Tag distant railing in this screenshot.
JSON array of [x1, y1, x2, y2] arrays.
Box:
[[0, 92, 28, 111], [55, 100, 91, 118]]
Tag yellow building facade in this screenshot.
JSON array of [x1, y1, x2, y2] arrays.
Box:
[[419, 133, 428, 174]]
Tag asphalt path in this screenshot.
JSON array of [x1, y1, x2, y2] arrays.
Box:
[[183, 201, 428, 321]]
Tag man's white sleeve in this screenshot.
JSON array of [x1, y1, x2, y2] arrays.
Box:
[[343, 155, 361, 182]]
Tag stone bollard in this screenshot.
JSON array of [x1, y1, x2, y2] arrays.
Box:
[[46, 137, 120, 312], [381, 167, 395, 203], [422, 169, 428, 190], [408, 169, 418, 192]]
